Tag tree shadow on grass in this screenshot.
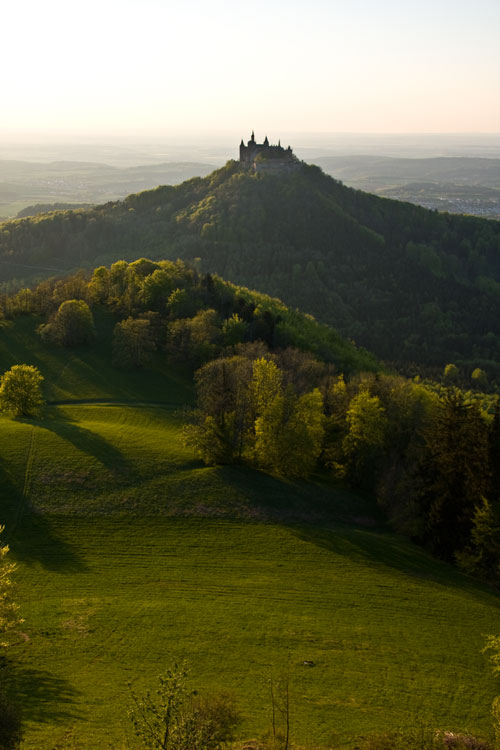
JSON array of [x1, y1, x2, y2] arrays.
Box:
[[289, 522, 500, 604], [196, 464, 500, 604], [11, 513, 88, 573], [0, 462, 24, 531], [0, 461, 87, 572], [37, 413, 134, 478], [203, 463, 380, 525], [1, 659, 82, 725]]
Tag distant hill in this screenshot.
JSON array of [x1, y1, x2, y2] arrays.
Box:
[[313, 155, 500, 187], [2, 159, 500, 370], [0, 159, 214, 219], [314, 155, 500, 219]]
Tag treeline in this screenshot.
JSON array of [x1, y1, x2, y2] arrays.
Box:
[[1, 161, 500, 372], [0, 257, 377, 374], [187, 349, 500, 583]]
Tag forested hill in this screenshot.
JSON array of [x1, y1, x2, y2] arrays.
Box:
[[2, 159, 500, 371]]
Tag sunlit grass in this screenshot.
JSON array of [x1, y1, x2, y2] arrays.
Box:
[[0, 403, 498, 748]]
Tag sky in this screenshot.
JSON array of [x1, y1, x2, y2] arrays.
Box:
[[1, 0, 499, 137]]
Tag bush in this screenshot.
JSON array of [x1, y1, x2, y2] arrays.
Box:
[[128, 662, 242, 750]]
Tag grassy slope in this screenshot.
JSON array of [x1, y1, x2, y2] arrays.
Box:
[[0, 320, 499, 748], [0, 314, 193, 404]]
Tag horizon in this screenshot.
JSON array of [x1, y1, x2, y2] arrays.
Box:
[[0, 131, 499, 167]]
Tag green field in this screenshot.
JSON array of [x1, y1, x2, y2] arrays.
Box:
[[1, 318, 500, 748]]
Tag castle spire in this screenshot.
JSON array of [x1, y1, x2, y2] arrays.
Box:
[[250, 130, 255, 142]]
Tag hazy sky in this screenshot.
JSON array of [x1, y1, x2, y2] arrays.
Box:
[[2, 0, 499, 136]]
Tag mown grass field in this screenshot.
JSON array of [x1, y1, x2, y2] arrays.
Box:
[[0, 317, 500, 748]]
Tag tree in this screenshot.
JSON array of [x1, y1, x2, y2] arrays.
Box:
[[0, 526, 22, 648], [112, 317, 156, 368], [471, 367, 488, 391], [443, 363, 459, 385], [38, 299, 95, 346], [417, 388, 490, 558], [341, 388, 388, 488], [0, 365, 44, 418], [483, 637, 500, 746], [251, 358, 282, 417], [0, 526, 23, 750], [128, 661, 241, 750], [266, 671, 292, 750], [455, 497, 500, 583], [167, 309, 221, 366], [184, 356, 253, 464], [222, 314, 247, 347], [251, 359, 324, 478]]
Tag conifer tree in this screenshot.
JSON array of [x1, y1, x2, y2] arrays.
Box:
[[417, 388, 490, 558]]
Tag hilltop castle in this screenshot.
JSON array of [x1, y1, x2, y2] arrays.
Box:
[[239, 132, 299, 172]]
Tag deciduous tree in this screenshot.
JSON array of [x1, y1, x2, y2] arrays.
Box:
[[38, 299, 95, 346], [0, 365, 44, 418], [128, 661, 241, 750], [0, 526, 22, 648], [112, 317, 156, 368]]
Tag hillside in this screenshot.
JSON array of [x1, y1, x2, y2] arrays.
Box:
[[1, 160, 500, 372], [0, 319, 499, 748]]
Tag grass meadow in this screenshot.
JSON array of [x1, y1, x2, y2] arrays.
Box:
[[0, 317, 499, 748]]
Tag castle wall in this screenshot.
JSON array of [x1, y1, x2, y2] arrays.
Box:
[[254, 160, 301, 174], [239, 135, 299, 172]]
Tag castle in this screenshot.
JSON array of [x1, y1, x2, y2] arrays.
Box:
[[239, 132, 299, 172]]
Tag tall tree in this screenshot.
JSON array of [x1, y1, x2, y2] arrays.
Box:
[[252, 359, 324, 478], [417, 388, 490, 559], [341, 388, 388, 488]]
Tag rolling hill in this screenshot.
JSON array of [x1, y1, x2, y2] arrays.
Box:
[[0, 313, 499, 748], [0, 160, 214, 220], [1, 160, 500, 373]]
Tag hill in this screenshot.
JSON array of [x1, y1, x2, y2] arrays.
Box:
[[0, 318, 499, 747], [314, 155, 500, 189], [0, 159, 213, 220], [1, 160, 500, 372], [314, 155, 500, 219]]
